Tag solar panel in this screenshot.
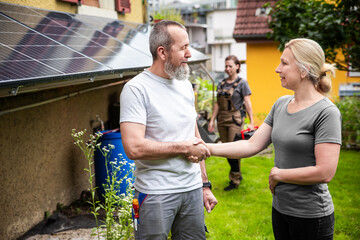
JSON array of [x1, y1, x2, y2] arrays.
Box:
[[0, 3, 152, 70], [0, 2, 208, 90], [31, 7, 152, 67], [0, 13, 109, 86], [73, 14, 151, 55]]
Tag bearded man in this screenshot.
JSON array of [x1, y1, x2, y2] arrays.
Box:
[[120, 20, 217, 240]]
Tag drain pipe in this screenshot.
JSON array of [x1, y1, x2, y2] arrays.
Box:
[[0, 80, 128, 116], [96, 114, 105, 131], [199, 63, 215, 109]]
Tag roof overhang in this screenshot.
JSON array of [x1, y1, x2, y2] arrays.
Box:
[[233, 34, 272, 43]]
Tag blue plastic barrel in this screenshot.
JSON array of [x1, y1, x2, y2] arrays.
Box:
[[94, 130, 134, 201]]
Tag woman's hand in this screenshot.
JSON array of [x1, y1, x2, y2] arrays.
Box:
[[208, 120, 215, 132], [269, 167, 280, 194]]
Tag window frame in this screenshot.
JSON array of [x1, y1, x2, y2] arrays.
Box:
[[115, 0, 131, 13]]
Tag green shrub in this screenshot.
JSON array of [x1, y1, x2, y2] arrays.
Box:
[[152, 8, 184, 24], [193, 76, 214, 115], [335, 96, 360, 148]]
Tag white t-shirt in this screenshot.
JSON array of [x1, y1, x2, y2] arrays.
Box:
[[120, 70, 202, 194]]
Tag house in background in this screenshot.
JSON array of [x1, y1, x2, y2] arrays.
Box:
[[233, 0, 360, 124], [0, 1, 208, 239], [206, 5, 247, 80]]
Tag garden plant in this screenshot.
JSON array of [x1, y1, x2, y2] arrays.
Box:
[[335, 96, 360, 149], [71, 129, 135, 240]]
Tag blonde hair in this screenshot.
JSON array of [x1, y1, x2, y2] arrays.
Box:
[[285, 38, 336, 95]]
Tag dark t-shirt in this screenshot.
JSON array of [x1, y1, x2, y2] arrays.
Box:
[[217, 77, 251, 110], [264, 95, 342, 218]]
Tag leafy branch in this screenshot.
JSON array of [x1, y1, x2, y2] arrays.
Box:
[[266, 0, 360, 72]]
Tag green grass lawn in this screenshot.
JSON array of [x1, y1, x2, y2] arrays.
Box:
[[204, 149, 360, 240]]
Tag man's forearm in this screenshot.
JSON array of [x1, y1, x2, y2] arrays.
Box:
[[121, 122, 209, 161], [124, 138, 191, 160], [121, 122, 194, 160], [199, 160, 209, 182]]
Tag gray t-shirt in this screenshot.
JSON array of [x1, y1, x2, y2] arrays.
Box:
[[217, 77, 251, 110], [264, 95, 342, 218], [120, 70, 202, 194]]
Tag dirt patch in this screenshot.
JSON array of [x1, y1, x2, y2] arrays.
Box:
[[26, 228, 99, 240], [19, 191, 106, 240]]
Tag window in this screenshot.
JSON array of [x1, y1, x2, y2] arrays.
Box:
[[115, 0, 131, 13], [348, 64, 360, 77]]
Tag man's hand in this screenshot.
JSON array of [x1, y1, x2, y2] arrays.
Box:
[[203, 188, 218, 213], [185, 138, 210, 163]]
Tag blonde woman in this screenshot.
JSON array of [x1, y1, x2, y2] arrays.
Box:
[[205, 38, 341, 239]]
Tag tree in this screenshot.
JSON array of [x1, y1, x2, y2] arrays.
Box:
[[266, 0, 360, 72]]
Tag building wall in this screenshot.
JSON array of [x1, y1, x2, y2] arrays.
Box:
[[0, 80, 127, 239], [246, 42, 289, 124], [0, 0, 145, 239], [117, 0, 146, 23], [1, 0, 78, 13], [207, 9, 246, 75], [1, 0, 146, 23], [188, 26, 206, 49], [247, 42, 360, 125]]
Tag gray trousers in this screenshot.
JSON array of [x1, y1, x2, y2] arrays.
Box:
[[134, 188, 206, 240]]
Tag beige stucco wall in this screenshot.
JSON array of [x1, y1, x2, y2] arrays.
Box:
[[117, 0, 147, 23], [1, 0, 78, 13], [0, 80, 127, 239], [1, 0, 146, 23]]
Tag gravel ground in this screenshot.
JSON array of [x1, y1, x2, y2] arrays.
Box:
[[20, 192, 105, 240], [26, 228, 103, 240]]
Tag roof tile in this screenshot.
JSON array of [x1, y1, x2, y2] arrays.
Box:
[[233, 0, 276, 40]]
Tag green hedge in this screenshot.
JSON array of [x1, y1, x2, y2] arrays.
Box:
[[335, 96, 360, 149]]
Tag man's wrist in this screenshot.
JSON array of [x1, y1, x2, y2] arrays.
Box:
[[203, 181, 212, 190]]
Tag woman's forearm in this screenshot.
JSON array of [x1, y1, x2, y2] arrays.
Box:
[[271, 143, 340, 185], [208, 140, 254, 159], [208, 123, 272, 159]]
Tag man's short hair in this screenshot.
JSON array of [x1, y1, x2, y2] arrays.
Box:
[[149, 20, 186, 60]]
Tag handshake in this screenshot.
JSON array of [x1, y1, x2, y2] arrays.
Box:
[[185, 137, 211, 163]]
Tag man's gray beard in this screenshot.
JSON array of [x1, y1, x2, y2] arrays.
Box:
[[164, 61, 189, 80]]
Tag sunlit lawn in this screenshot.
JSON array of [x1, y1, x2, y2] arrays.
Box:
[[204, 149, 360, 240]]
